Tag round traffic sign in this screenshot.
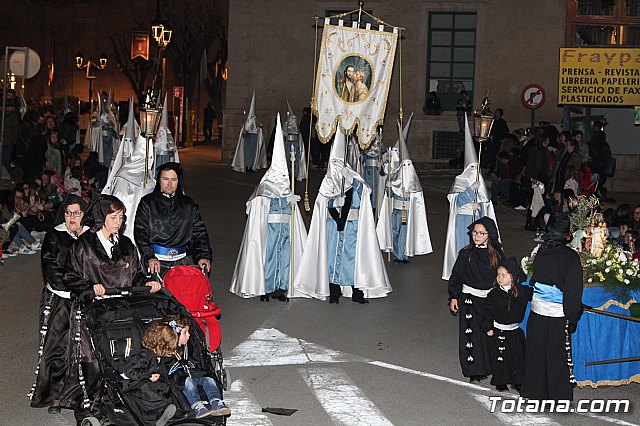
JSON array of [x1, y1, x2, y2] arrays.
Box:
[[521, 84, 546, 110], [9, 49, 41, 79]]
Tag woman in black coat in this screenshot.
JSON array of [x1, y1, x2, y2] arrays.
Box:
[[60, 195, 161, 424], [29, 195, 88, 413]]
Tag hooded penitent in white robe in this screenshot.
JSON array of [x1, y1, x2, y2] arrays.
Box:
[[283, 99, 308, 181], [442, 115, 498, 280], [102, 97, 155, 242], [377, 117, 432, 261], [232, 91, 267, 172], [155, 94, 179, 170], [88, 91, 118, 167], [294, 130, 391, 300], [230, 114, 308, 298]]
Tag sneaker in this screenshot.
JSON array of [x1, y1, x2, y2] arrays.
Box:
[[19, 246, 37, 255], [1, 253, 9, 260], [31, 241, 42, 251], [514, 205, 527, 211], [6, 247, 19, 255], [156, 404, 176, 426], [192, 406, 211, 419], [208, 399, 231, 416]]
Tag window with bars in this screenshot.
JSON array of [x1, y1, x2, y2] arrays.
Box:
[[425, 12, 477, 113]]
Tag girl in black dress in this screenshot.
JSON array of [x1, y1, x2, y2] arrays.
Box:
[[29, 195, 88, 413], [481, 257, 532, 391], [448, 217, 504, 383]]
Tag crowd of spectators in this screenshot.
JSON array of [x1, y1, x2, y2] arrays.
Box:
[[1, 94, 108, 262]]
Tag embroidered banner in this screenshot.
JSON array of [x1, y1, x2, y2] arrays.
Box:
[[313, 20, 397, 149], [131, 31, 150, 61]]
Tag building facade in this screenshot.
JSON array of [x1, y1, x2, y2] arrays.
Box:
[[223, 0, 640, 191]]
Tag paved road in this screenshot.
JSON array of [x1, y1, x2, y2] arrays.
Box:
[[1, 144, 638, 425]]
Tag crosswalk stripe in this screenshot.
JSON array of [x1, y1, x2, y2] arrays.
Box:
[[223, 379, 273, 426], [226, 327, 367, 368], [299, 367, 394, 426]]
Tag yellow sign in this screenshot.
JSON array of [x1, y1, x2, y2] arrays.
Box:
[[558, 48, 640, 106]]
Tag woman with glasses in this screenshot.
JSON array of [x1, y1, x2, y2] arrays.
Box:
[[448, 216, 504, 384], [60, 195, 161, 424], [30, 195, 88, 414]]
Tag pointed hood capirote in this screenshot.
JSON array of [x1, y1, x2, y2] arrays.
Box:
[[450, 114, 490, 201], [390, 114, 421, 194], [284, 98, 299, 134], [250, 113, 290, 200], [319, 129, 350, 197], [154, 161, 184, 194], [467, 216, 501, 249], [244, 91, 258, 133]]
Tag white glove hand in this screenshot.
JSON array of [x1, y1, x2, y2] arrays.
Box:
[[340, 167, 354, 184], [470, 181, 481, 191], [472, 202, 480, 212], [287, 194, 301, 204], [334, 196, 345, 208]]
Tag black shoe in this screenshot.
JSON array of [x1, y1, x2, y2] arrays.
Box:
[[496, 385, 509, 391], [260, 295, 270, 302], [469, 375, 485, 383], [48, 402, 61, 414], [329, 297, 340, 304], [275, 295, 289, 302], [352, 298, 369, 304]]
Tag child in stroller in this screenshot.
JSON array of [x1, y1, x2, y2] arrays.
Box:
[[119, 314, 231, 423], [80, 287, 228, 426]]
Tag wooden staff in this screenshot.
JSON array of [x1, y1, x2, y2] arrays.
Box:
[[288, 146, 296, 298]]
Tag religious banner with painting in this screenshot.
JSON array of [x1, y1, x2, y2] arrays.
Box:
[[131, 31, 150, 61], [313, 18, 398, 149]]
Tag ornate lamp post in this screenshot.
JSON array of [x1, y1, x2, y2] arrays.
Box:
[[74, 52, 108, 101], [150, 22, 172, 95], [140, 89, 162, 188], [471, 92, 495, 220]]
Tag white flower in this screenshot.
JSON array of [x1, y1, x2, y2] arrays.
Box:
[[624, 279, 630, 284], [627, 269, 634, 276], [588, 278, 593, 283], [605, 268, 610, 273], [606, 260, 612, 266]]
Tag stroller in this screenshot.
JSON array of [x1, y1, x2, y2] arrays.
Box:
[[78, 287, 227, 426], [162, 265, 227, 392]]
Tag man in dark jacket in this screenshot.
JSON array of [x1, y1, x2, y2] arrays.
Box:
[[134, 162, 212, 276], [1, 89, 20, 176]]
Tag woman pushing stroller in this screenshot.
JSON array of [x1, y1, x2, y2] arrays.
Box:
[[60, 195, 162, 424]]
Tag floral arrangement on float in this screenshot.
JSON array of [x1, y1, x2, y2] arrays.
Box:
[[521, 195, 640, 300]]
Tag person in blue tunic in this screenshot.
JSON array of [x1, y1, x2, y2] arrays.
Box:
[[362, 126, 386, 213], [231, 91, 267, 173], [294, 129, 391, 303], [230, 113, 307, 301]]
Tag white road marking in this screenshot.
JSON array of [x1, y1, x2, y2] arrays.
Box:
[[368, 360, 489, 392], [299, 367, 394, 426], [225, 327, 367, 368], [472, 393, 560, 425], [223, 379, 273, 426]]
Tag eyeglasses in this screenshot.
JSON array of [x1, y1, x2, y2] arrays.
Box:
[[64, 210, 83, 217], [471, 231, 488, 236]]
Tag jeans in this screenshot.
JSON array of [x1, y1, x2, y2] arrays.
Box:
[[182, 376, 221, 408], [12, 222, 35, 246]]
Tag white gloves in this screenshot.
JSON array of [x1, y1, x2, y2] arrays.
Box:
[[472, 202, 480, 212], [287, 194, 301, 204], [334, 196, 346, 208]]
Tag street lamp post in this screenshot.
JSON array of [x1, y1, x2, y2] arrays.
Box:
[[150, 23, 172, 96], [74, 52, 108, 102]]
